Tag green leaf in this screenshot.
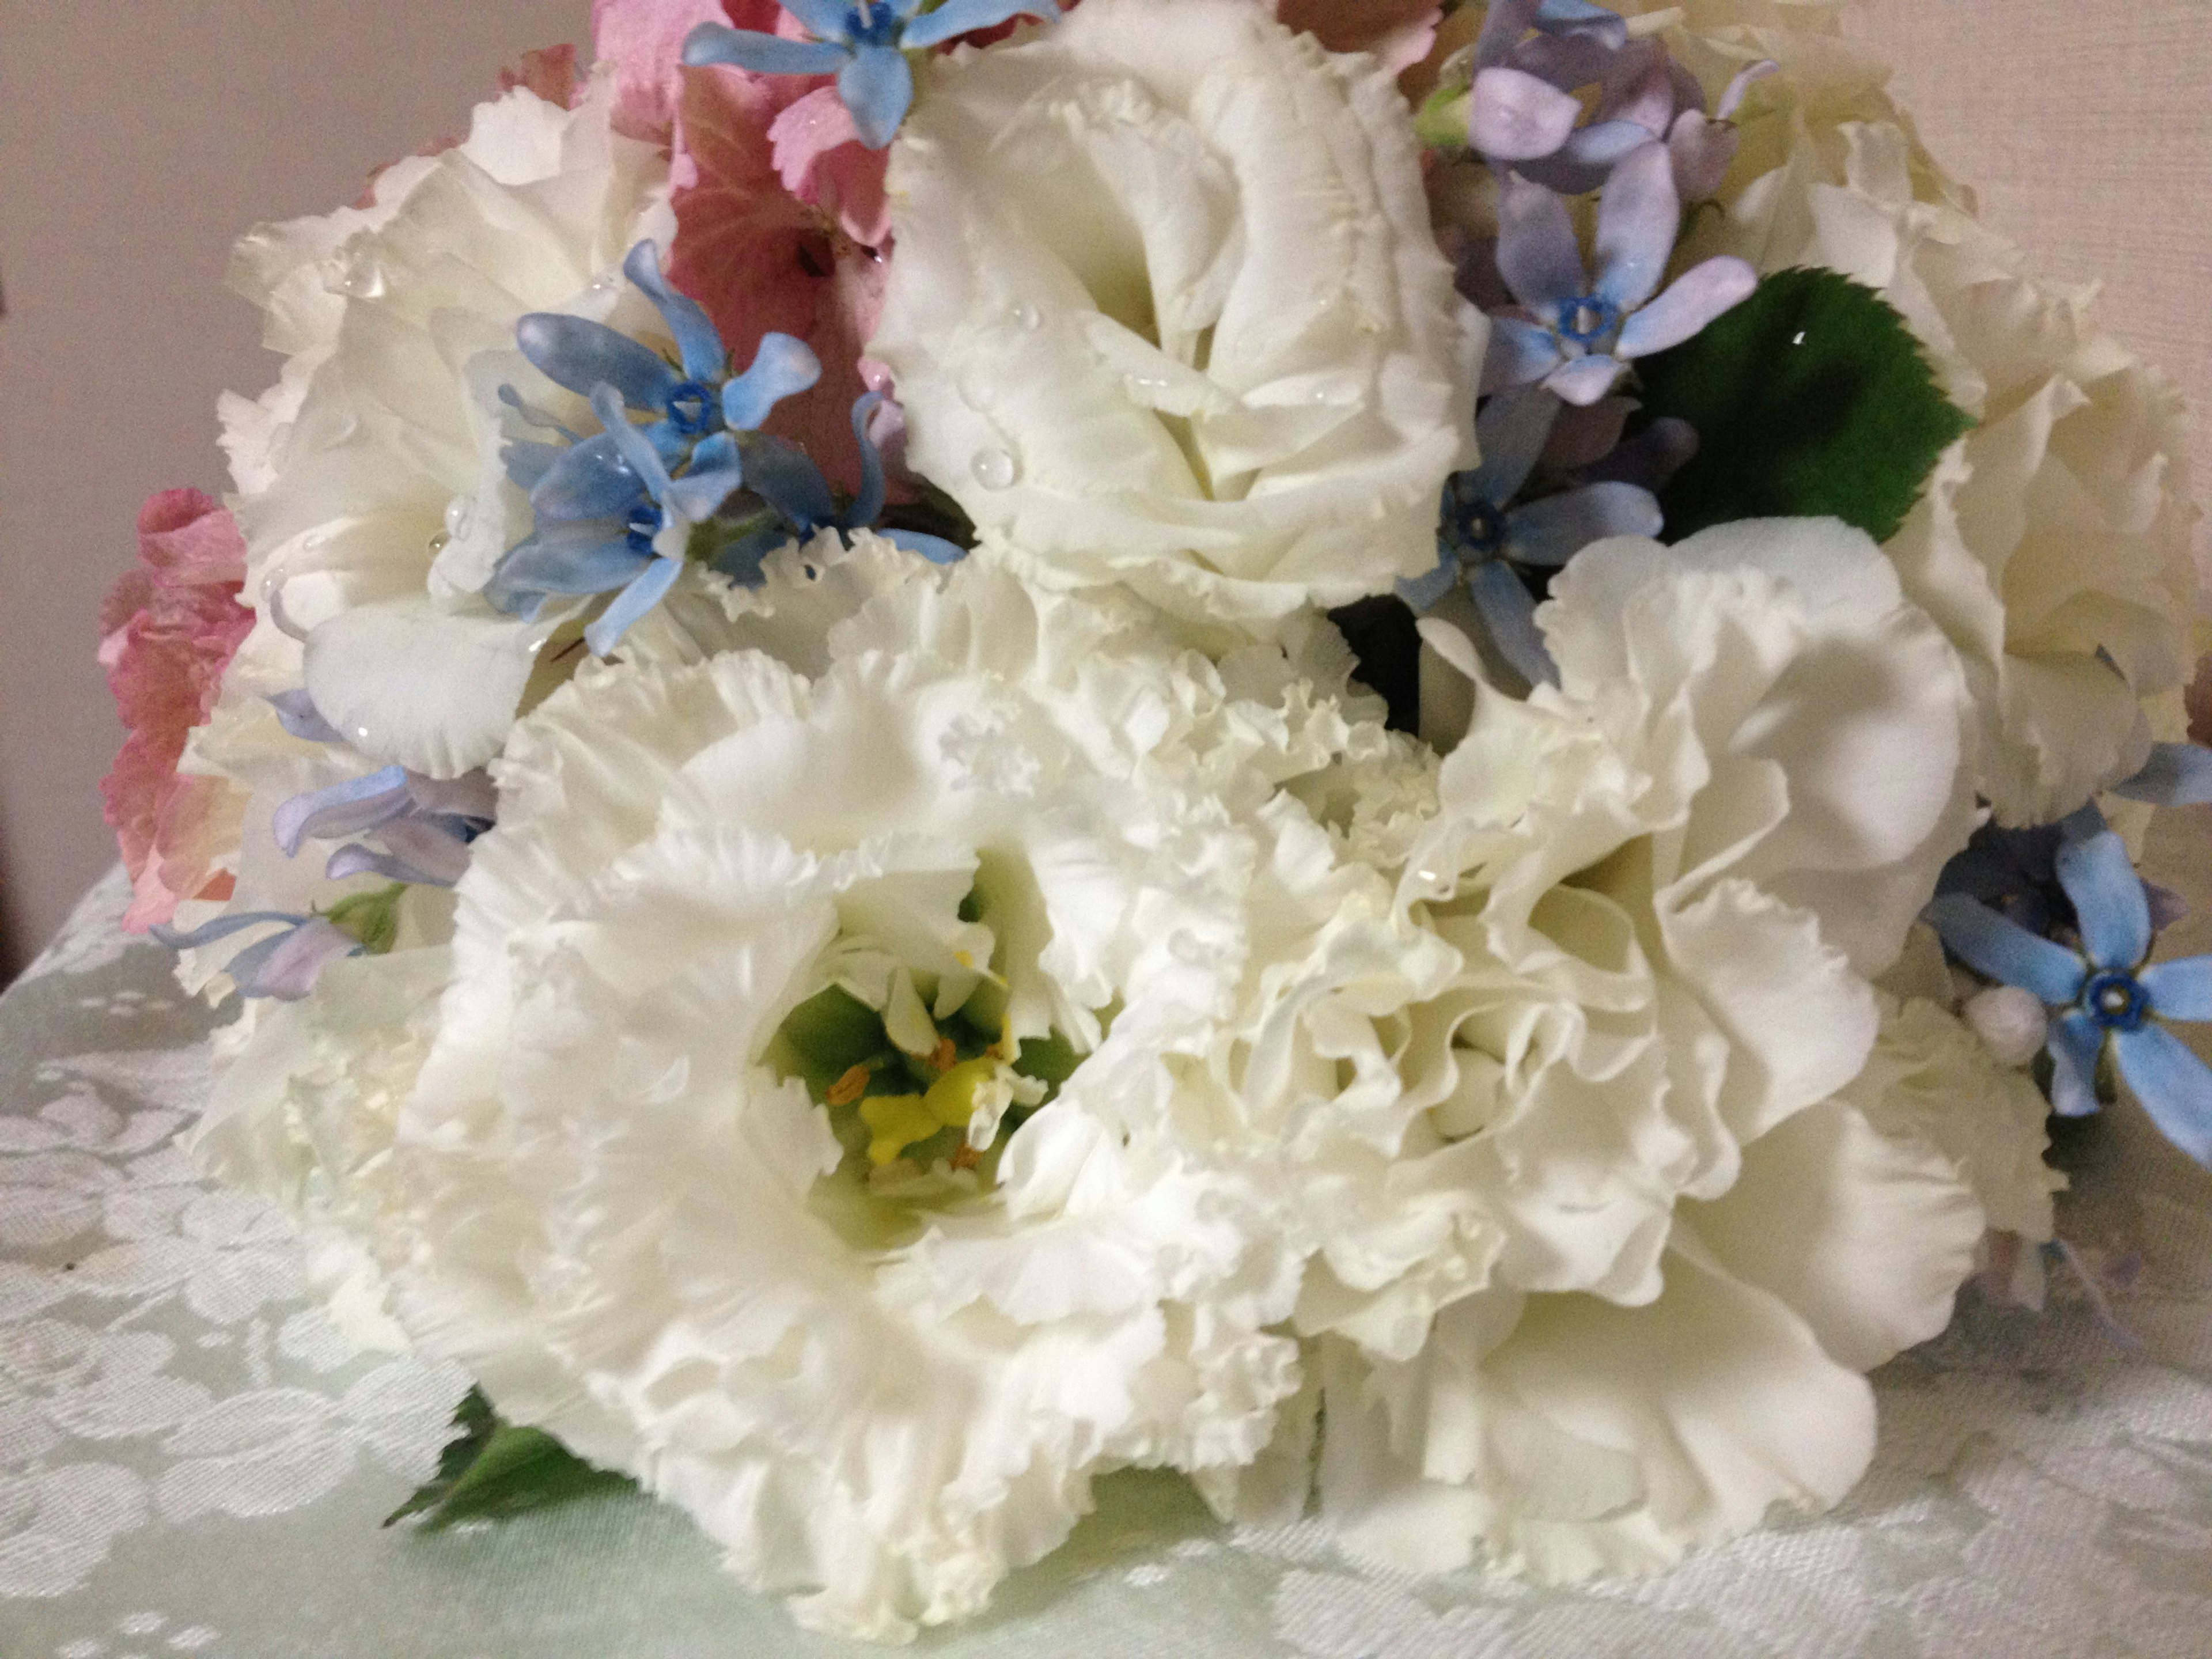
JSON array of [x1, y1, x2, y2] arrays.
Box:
[[1633, 266, 1975, 545], [385, 1388, 630, 1531], [324, 884, 408, 955]]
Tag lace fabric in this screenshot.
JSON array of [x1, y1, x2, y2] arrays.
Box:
[[5, 849, 2211, 1658]]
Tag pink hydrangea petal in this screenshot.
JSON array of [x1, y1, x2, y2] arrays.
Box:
[[769, 87, 891, 249], [669, 65, 885, 492], [99, 491, 254, 932], [593, 0, 785, 144]]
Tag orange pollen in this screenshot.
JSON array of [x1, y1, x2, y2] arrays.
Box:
[[825, 1065, 872, 1107]]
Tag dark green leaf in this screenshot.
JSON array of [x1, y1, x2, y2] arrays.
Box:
[[1633, 266, 1974, 544], [386, 1388, 630, 1531]]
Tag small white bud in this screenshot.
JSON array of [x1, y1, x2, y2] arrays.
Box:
[[1964, 985, 2049, 1069]]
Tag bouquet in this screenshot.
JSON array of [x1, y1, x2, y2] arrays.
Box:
[[98, 0, 2210, 1642]]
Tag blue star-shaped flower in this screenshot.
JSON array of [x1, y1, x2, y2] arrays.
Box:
[[683, 0, 1061, 150], [1927, 808, 2212, 1165]]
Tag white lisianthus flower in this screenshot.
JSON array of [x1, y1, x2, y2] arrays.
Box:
[[382, 551, 1394, 1641], [1218, 520, 1995, 1579], [869, 0, 1482, 624], [1647, 2, 2200, 825], [220, 70, 669, 779]]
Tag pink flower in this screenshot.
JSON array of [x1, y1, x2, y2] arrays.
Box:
[[668, 59, 889, 493], [594, 0, 891, 490], [98, 491, 255, 932]]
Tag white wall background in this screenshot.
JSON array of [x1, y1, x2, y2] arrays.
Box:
[[0, 1, 2205, 975]]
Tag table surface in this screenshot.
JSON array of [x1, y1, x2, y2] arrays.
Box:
[[8, 834, 2212, 1659]]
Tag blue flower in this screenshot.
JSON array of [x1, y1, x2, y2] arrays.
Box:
[[1399, 385, 1661, 687], [150, 911, 363, 1001], [267, 748, 497, 889], [707, 391, 969, 586], [682, 0, 1061, 150], [1482, 142, 1756, 406], [486, 243, 822, 653], [1927, 808, 2212, 1165]]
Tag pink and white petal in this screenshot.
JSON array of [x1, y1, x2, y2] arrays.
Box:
[[1615, 256, 1757, 358], [593, 0, 782, 145]]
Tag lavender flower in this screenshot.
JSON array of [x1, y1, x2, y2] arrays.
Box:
[[1483, 143, 1756, 406]]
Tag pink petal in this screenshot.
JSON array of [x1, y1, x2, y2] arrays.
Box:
[[1275, 0, 1441, 62], [770, 88, 891, 249], [669, 65, 886, 493], [497, 44, 582, 108], [593, 0, 785, 145], [1469, 67, 1582, 162], [99, 492, 255, 931]]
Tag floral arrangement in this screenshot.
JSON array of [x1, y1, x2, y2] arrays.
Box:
[[97, 0, 2211, 1643]]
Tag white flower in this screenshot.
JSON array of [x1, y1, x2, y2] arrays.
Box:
[[1217, 520, 1997, 1580], [869, 0, 1482, 624], [1659, 8, 2199, 825], [219, 71, 669, 779], [381, 552, 1393, 1640]]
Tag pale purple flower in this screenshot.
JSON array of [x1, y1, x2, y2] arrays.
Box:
[[1483, 143, 1757, 406]]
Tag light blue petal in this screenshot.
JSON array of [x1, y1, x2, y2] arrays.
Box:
[[2142, 955, 2212, 1024], [266, 689, 345, 747], [1496, 172, 1586, 314], [2111, 741, 2212, 807], [741, 434, 839, 533], [272, 767, 411, 857], [1615, 257, 1758, 359], [486, 524, 647, 611], [622, 241, 728, 384], [2056, 827, 2153, 972], [1468, 560, 1559, 689], [847, 393, 890, 527], [150, 911, 310, 952], [365, 817, 472, 884], [1396, 551, 1460, 613], [880, 528, 969, 565], [1592, 141, 1679, 314], [1479, 317, 1565, 395], [531, 432, 646, 522], [586, 556, 687, 657], [839, 46, 915, 149], [325, 843, 453, 888], [1468, 385, 1559, 503], [514, 313, 678, 410], [681, 24, 851, 75], [778, 0, 860, 44], [236, 918, 362, 1001], [2048, 1007, 2106, 1118], [1544, 353, 1627, 406], [1924, 892, 2088, 1005], [662, 460, 743, 528], [1535, 0, 1628, 47], [724, 332, 823, 431], [2115, 1024, 2212, 1165], [710, 521, 798, 589], [592, 385, 672, 499], [903, 0, 1057, 48], [1503, 480, 1660, 567], [502, 440, 567, 493]]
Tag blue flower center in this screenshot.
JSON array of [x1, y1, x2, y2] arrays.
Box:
[[2084, 969, 2151, 1032], [1442, 477, 1508, 560], [663, 380, 718, 438], [626, 501, 662, 555], [845, 2, 902, 45], [1555, 294, 1622, 353]]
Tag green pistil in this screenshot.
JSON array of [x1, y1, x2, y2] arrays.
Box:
[[323, 884, 408, 955]]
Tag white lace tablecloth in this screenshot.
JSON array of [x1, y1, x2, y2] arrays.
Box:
[[8, 843, 2212, 1659]]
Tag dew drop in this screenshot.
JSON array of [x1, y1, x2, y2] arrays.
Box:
[[427, 531, 452, 556], [323, 247, 387, 300], [971, 448, 1018, 491], [1010, 301, 1041, 332], [443, 496, 476, 540]]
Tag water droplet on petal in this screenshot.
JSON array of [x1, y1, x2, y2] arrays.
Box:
[[971, 448, 1018, 491], [444, 497, 476, 540], [427, 531, 452, 556], [1010, 302, 1041, 332]]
